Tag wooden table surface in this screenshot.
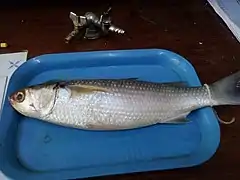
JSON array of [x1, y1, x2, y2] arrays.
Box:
[[1, 0, 240, 179]]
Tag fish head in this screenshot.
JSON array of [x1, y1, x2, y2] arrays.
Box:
[[9, 84, 57, 118], [9, 88, 37, 117]]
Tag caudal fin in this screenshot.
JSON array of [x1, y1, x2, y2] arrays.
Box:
[[210, 71, 240, 105]]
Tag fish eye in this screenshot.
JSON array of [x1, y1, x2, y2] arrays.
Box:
[[15, 91, 25, 103]]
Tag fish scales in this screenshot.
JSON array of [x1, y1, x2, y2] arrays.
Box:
[[45, 80, 211, 129]]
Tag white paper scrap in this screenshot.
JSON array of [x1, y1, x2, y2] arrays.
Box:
[[0, 51, 28, 112], [0, 51, 28, 180]]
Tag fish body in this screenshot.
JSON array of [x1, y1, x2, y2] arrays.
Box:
[[9, 71, 240, 130]]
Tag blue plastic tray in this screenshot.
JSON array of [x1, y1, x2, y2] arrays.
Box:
[[0, 49, 220, 180]]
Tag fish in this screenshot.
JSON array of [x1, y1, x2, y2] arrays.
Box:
[[8, 71, 240, 131]]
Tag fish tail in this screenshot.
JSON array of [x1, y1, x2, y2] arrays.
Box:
[[210, 71, 240, 105]]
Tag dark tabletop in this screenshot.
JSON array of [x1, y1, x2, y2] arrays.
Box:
[[1, 0, 240, 179]]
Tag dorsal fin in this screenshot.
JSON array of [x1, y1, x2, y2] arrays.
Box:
[[116, 78, 188, 87]]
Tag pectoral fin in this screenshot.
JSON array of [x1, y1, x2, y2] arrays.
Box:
[[69, 85, 109, 97]]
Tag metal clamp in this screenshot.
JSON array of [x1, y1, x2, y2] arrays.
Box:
[[65, 7, 125, 43]]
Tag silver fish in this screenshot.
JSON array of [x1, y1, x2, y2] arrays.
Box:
[[9, 71, 240, 130]]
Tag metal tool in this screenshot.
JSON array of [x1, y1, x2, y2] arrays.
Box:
[[65, 7, 125, 43]]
